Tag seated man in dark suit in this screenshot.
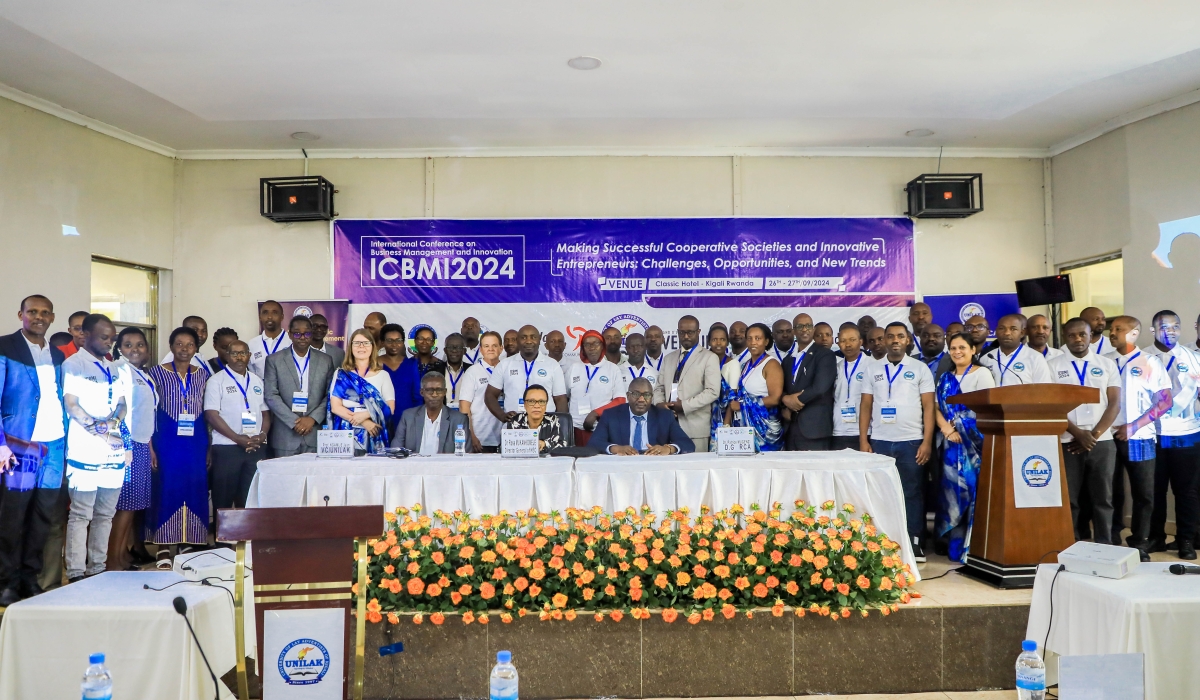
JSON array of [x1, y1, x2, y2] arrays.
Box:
[[591, 378, 694, 455], [391, 373, 473, 454]]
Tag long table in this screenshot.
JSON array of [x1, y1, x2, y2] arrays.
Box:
[[247, 450, 918, 575], [1026, 562, 1200, 700]]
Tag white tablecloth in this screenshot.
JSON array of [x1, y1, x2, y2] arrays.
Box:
[[574, 450, 918, 576], [246, 453, 575, 516], [0, 571, 237, 700], [175, 548, 257, 660], [1026, 562, 1200, 700]]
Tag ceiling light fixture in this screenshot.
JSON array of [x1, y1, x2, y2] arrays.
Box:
[[291, 131, 320, 141], [567, 56, 602, 70], [905, 129, 935, 138]]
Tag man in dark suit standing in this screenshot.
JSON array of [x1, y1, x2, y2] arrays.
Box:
[[264, 316, 336, 457], [781, 312, 837, 451], [593, 378, 694, 455], [0, 295, 68, 605]]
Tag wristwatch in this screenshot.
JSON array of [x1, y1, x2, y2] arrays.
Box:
[[94, 420, 108, 435]]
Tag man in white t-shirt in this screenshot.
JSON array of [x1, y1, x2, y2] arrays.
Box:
[[859, 322, 936, 561], [62, 314, 132, 582], [1049, 318, 1121, 545], [1103, 315, 1172, 557], [459, 331, 504, 452], [1026, 314, 1064, 362], [644, 326, 668, 375], [484, 325, 568, 421], [618, 333, 659, 394], [832, 326, 870, 451], [567, 332, 621, 434], [249, 300, 291, 378], [204, 340, 271, 511], [981, 314, 1053, 387], [1144, 310, 1200, 560]]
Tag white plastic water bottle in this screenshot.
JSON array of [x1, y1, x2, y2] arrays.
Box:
[[81, 652, 113, 700], [454, 426, 466, 456], [490, 650, 518, 700], [1015, 639, 1046, 700]]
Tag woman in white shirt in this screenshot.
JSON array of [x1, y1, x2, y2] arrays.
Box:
[[108, 327, 157, 571], [459, 331, 504, 453], [329, 329, 396, 454], [934, 332, 996, 563], [566, 330, 620, 445], [728, 322, 784, 451]]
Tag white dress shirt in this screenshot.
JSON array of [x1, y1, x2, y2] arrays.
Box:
[[24, 333, 65, 442], [420, 408, 442, 456]]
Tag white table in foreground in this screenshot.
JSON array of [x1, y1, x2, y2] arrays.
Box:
[[246, 453, 575, 515], [0, 571, 237, 700], [1026, 562, 1200, 700], [175, 548, 257, 660], [574, 450, 918, 577]]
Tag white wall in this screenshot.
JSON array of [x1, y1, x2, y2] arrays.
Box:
[[0, 96, 174, 335]]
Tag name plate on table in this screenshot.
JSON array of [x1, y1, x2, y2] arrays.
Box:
[[501, 429, 539, 458], [317, 430, 355, 458], [716, 427, 756, 456]]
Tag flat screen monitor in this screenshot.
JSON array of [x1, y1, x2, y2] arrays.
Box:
[[1015, 275, 1073, 307]]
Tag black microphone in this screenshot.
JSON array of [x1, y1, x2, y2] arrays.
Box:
[[173, 596, 220, 700], [1168, 564, 1200, 575]]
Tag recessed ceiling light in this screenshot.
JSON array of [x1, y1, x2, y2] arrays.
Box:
[[567, 56, 602, 70], [291, 131, 320, 141], [905, 129, 935, 138]]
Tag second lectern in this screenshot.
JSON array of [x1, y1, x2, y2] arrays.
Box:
[[949, 383, 1097, 588]]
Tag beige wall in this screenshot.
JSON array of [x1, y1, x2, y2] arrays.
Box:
[[0, 96, 174, 337], [174, 154, 1048, 338], [1052, 99, 1200, 332]]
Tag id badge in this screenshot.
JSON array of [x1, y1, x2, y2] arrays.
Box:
[[575, 398, 592, 420], [840, 406, 857, 423], [1075, 404, 1095, 426], [670, 382, 679, 402], [881, 406, 898, 424], [241, 412, 258, 436], [291, 391, 308, 413], [178, 413, 195, 437]]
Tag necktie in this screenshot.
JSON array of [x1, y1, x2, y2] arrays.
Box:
[[633, 415, 645, 453]]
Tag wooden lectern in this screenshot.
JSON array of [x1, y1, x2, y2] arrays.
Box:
[[949, 384, 1098, 588], [217, 505, 384, 700]]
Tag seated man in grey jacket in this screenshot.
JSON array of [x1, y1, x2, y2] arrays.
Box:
[[391, 373, 473, 454]]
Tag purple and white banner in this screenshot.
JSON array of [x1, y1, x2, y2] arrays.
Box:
[[333, 218, 914, 357]]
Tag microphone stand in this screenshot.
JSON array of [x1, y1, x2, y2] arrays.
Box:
[[174, 596, 220, 700]]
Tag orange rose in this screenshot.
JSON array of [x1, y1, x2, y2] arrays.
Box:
[[552, 593, 568, 609], [367, 598, 381, 613], [427, 583, 442, 597], [407, 578, 426, 596], [583, 587, 595, 601], [687, 612, 702, 625], [661, 608, 679, 623], [692, 564, 707, 578], [459, 584, 473, 596], [770, 550, 783, 564], [812, 555, 829, 569], [604, 584, 616, 597], [702, 608, 715, 621], [801, 549, 814, 563], [594, 613, 605, 622], [785, 581, 799, 595], [718, 588, 732, 601], [514, 577, 529, 591], [734, 576, 750, 590], [842, 555, 857, 570], [413, 612, 424, 625], [727, 552, 739, 565], [459, 546, 475, 559], [493, 568, 508, 581], [609, 610, 624, 622], [676, 572, 691, 586], [857, 575, 871, 590], [721, 604, 736, 619], [771, 604, 784, 617], [383, 565, 395, 575], [822, 578, 834, 591], [752, 583, 768, 598], [463, 611, 475, 625], [836, 583, 850, 596], [480, 582, 496, 600], [629, 587, 642, 602], [406, 562, 420, 575], [654, 573, 668, 588], [387, 612, 400, 624], [841, 608, 851, 618], [431, 551, 445, 565], [501, 612, 514, 623], [529, 584, 541, 597], [564, 609, 577, 621], [431, 612, 445, 625], [367, 610, 383, 624], [714, 565, 730, 579], [481, 550, 497, 563], [765, 575, 779, 588], [529, 568, 545, 581]]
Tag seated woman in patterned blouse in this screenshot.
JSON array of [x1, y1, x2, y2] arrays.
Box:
[[504, 384, 567, 454]]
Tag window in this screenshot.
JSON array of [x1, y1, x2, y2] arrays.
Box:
[[91, 257, 158, 353], [1060, 255, 1123, 323]]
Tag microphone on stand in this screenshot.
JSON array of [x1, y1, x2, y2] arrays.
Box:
[[173, 596, 220, 700], [1168, 564, 1200, 575]]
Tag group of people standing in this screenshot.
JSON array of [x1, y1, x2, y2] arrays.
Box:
[[3, 292, 1195, 607]]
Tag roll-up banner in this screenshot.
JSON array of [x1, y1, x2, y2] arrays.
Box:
[[333, 218, 915, 359]]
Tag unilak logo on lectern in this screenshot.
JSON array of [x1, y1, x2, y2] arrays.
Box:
[[278, 638, 331, 686], [1021, 455, 1053, 488]]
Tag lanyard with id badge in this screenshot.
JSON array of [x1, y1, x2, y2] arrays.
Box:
[[519, 358, 536, 407], [881, 362, 904, 424], [225, 368, 259, 435], [176, 368, 196, 436], [1071, 360, 1096, 425], [840, 355, 862, 423], [291, 352, 309, 413], [672, 346, 697, 402], [576, 363, 601, 421]]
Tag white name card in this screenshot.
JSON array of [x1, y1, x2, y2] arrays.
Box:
[[317, 430, 355, 458], [501, 429, 540, 458], [716, 426, 756, 456]]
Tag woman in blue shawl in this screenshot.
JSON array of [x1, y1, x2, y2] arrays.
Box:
[[328, 328, 395, 454], [706, 324, 741, 448], [727, 323, 783, 451], [934, 332, 996, 562]]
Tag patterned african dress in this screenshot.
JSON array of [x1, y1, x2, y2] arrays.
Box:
[[147, 363, 211, 544], [731, 353, 783, 451]]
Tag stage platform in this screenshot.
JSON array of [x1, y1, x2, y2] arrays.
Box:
[[357, 552, 1034, 700]]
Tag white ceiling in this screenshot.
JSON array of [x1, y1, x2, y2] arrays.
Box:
[[2, 0, 1200, 153]]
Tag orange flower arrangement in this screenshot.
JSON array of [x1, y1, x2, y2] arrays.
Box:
[[359, 501, 913, 625]]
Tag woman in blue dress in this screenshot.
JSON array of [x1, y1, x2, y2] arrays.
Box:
[[706, 324, 741, 448], [727, 323, 784, 451], [147, 327, 211, 566], [329, 328, 395, 454], [934, 332, 996, 562]]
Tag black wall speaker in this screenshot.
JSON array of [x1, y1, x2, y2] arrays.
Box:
[[261, 176, 336, 222], [905, 174, 983, 218]]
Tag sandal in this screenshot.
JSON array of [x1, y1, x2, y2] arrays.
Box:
[[155, 550, 173, 570]]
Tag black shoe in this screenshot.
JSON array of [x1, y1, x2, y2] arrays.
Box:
[[1179, 540, 1197, 561], [1138, 547, 1151, 563], [1168, 538, 1179, 551], [933, 540, 949, 557], [912, 537, 927, 563], [66, 575, 85, 585], [0, 588, 21, 607], [1147, 537, 1168, 553]]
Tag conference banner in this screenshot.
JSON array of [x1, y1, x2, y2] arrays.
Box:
[[332, 218, 914, 358], [258, 300, 350, 348]]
